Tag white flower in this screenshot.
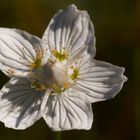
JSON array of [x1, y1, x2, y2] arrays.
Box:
[[0, 4, 127, 131]]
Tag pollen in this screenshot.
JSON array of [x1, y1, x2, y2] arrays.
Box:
[[7, 68, 16, 75]]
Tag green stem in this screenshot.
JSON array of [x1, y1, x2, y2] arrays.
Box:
[[54, 132, 62, 140]]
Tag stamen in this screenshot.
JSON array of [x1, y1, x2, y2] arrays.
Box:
[[69, 60, 80, 81], [70, 68, 79, 80], [48, 43, 68, 62], [31, 81, 47, 91], [30, 48, 44, 68], [51, 48, 68, 62]]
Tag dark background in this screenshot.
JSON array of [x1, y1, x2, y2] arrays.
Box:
[[0, 0, 139, 140]]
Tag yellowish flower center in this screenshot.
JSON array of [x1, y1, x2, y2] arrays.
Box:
[[28, 47, 80, 94]]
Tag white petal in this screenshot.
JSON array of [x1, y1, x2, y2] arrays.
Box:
[[0, 77, 45, 129], [0, 28, 45, 77], [42, 4, 96, 59], [74, 57, 127, 103], [42, 90, 93, 131]]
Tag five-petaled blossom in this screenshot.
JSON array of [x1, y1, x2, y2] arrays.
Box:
[[0, 4, 127, 131]]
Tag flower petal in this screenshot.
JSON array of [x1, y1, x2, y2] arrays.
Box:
[[42, 4, 96, 60], [0, 77, 45, 129], [42, 90, 93, 131], [74, 56, 127, 103], [0, 28, 45, 77]]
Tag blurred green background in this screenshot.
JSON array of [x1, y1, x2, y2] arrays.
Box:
[[0, 0, 138, 140]]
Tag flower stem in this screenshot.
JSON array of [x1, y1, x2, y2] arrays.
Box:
[[55, 132, 62, 140]]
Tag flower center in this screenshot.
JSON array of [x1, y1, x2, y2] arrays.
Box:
[[28, 62, 72, 94], [28, 48, 80, 94]]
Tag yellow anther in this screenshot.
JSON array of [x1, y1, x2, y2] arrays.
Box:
[[63, 82, 71, 89]]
